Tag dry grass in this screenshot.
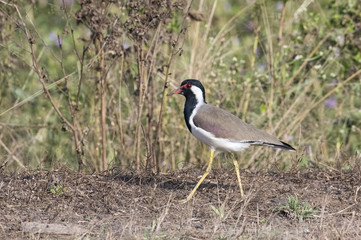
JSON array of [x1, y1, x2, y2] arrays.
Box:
[[0, 0, 359, 173], [0, 168, 360, 239], [0, 2, 360, 239]]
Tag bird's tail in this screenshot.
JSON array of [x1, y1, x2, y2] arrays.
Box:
[[245, 140, 296, 151], [278, 141, 296, 151]]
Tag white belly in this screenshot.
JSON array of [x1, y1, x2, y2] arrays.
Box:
[[191, 125, 250, 152]]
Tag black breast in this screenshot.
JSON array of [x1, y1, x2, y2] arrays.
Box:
[[183, 96, 198, 133]]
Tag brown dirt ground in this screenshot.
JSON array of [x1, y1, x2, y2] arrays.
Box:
[[0, 167, 360, 239]]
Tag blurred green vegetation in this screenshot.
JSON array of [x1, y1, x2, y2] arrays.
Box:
[[0, 0, 360, 173]]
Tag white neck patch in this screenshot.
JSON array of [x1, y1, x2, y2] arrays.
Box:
[[190, 85, 205, 104], [188, 85, 206, 138]]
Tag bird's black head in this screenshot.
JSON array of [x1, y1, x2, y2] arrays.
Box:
[[167, 79, 207, 133], [167, 79, 206, 103]]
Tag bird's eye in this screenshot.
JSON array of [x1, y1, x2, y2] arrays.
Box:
[[186, 83, 192, 88]]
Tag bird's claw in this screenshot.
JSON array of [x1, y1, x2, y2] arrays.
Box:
[[179, 198, 190, 204]]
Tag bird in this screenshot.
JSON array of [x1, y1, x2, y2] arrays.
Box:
[[167, 79, 296, 203]]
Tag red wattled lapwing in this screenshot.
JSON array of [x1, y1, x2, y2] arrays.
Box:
[[167, 79, 296, 203]]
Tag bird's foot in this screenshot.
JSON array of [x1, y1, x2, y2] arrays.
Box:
[[179, 198, 189, 204], [179, 195, 193, 204]]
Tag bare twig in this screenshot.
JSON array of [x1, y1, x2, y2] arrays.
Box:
[[144, 23, 162, 170], [152, 0, 194, 173], [136, 41, 145, 171], [94, 33, 107, 171], [155, 193, 173, 232], [60, 0, 92, 110], [134, 20, 164, 171], [6, 2, 84, 171], [0, 139, 25, 169], [258, 1, 276, 130]]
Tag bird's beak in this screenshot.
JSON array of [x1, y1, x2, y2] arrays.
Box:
[[167, 87, 182, 96]]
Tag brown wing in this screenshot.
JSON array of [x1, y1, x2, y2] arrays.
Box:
[[193, 104, 284, 146]]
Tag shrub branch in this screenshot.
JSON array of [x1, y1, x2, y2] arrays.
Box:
[[6, 2, 84, 171]]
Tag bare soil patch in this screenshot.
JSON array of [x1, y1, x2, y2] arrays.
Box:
[[0, 167, 360, 239]]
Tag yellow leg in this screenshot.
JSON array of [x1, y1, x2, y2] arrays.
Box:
[[180, 149, 215, 203], [231, 153, 244, 198]]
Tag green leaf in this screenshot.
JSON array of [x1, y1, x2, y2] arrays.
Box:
[[259, 103, 267, 114], [210, 205, 220, 216]]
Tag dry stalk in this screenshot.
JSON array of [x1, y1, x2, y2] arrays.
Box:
[[145, 24, 162, 170], [155, 193, 173, 232], [152, 0, 194, 173], [202, 0, 217, 44], [136, 41, 145, 171], [5, 2, 84, 171], [242, 25, 259, 121], [277, 1, 287, 41], [58, 35, 86, 167], [94, 33, 107, 171], [261, 0, 275, 129], [189, 0, 203, 77]]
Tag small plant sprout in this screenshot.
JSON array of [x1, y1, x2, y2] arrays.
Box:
[[277, 196, 318, 222], [210, 205, 225, 219], [48, 185, 65, 195]]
